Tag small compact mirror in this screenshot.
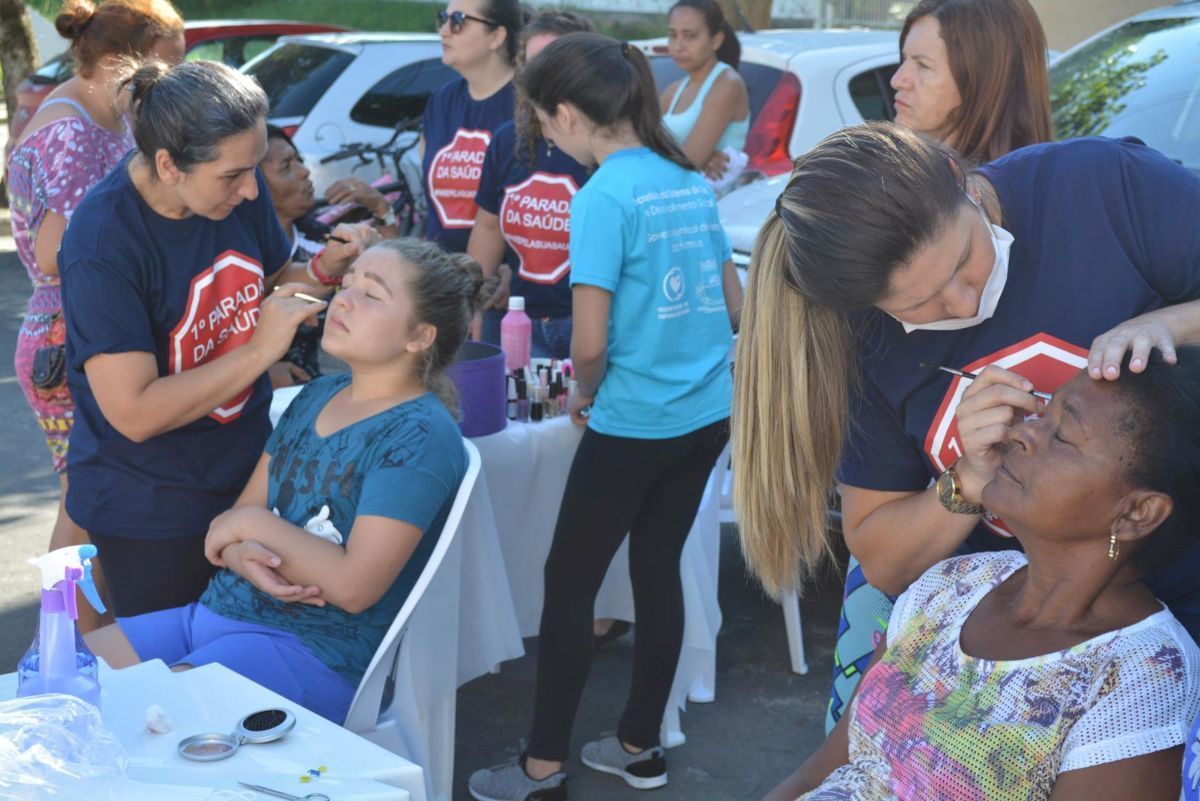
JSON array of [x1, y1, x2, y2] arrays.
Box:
[[236, 708, 296, 743], [178, 708, 297, 762], [178, 733, 240, 761]]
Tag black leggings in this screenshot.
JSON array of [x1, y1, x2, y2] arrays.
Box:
[[88, 531, 217, 618], [527, 419, 729, 761]]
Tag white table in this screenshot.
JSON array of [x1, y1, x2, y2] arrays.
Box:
[[0, 660, 419, 800], [472, 416, 724, 745]]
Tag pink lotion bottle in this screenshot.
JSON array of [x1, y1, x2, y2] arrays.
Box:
[[501, 296, 532, 373]]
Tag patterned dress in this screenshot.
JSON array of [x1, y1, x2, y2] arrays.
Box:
[[804, 552, 1200, 801], [7, 100, 133, 473]]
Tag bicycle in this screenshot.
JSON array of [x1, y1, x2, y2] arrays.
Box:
[[316, 115, 425, 237]]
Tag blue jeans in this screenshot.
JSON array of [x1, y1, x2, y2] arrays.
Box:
[[531, 316, 572, 360]]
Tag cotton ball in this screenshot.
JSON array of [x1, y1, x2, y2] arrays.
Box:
[[145, 704, 174, 734]]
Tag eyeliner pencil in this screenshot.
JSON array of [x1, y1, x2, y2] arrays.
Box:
[[920, 361, 1053, 401]]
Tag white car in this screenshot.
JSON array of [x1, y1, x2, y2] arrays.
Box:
[[242, 33, 455, 194], [637, 29, 900, 263]]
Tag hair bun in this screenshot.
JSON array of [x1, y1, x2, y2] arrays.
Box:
[[447, 253, 497, 315], [55, 0, 97, 40]]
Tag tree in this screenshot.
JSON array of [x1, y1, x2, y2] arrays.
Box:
[[718, 0, 772, 33], [0, 0, 40, 132]]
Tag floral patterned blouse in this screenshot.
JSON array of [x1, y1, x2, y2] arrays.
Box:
[[803, 552, 1200, 801]]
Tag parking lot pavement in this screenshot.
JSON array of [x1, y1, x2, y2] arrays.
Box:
[[453, 531, 843, 800]]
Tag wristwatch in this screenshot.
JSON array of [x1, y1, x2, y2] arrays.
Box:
[[936, 462, 986, 515]]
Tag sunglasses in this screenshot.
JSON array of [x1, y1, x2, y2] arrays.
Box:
[[436, 9, 499, 33]]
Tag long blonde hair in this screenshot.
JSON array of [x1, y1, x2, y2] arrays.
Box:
[[733, 123, 969, 599]]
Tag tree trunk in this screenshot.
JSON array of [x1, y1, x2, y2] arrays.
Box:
[[0, 0, 40, 131], [720, 0, 774, 33]]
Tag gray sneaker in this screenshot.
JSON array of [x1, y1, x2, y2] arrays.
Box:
[[580, 736, 668, 790], [469, 752, 568, 801]]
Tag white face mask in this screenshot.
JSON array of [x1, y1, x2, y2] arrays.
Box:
[[888, 200, 1013, 334]]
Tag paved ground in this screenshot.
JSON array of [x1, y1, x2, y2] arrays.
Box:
[[0, 107, 843, 800]]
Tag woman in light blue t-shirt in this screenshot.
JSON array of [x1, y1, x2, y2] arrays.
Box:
[[469, 32, 743, 801], [86, 240, 483, 724]]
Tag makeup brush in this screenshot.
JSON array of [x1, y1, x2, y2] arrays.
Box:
[[920, 361, 1052, 401], [273, 286, 326, 305]]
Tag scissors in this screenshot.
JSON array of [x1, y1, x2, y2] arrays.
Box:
[[237, 781, 330, 801]]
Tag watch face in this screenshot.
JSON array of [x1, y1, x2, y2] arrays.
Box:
[[937, 470, 954, 505]]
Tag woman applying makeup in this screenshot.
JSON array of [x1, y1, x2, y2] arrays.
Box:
[[6, 0, 184, 632], [57, 61, 372, 618], [825, 0, 1054, 730], [734, 123, 1200, 734]]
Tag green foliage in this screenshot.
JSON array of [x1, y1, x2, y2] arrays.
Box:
[[23, 0, 664, 39], [1050, 18, 1183, 140]]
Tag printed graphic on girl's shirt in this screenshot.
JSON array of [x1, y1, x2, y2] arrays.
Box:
[[499, 172, 578, 284], [427, 129, 492, 228], [169, 250, 265, 423], [922, 333, 1087, 538]]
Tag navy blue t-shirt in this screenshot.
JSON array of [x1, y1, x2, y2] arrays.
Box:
[[474, 121, 591, 319], [59, 156, 292, 538], [421, 77, 515, 253], [835, 137, 1200, 631]]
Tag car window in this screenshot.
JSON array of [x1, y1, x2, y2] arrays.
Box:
[[350, 58, 456, 129], [186, 41, 225, 64], [1051, 15, 1200, 170], [848, 65, 898, 121], [739, 61, 784, 124], [187, 36, 281, 68], [31, 55, 74, 84], [245, 42, 355, 118], [239, 38, 277, 66]]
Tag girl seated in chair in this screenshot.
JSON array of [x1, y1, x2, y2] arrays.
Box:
[[87, 239, 489, 723]]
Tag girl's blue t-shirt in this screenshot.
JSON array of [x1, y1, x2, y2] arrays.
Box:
[[58, 155, 293, 538], [201, 374, 467, 687], [474, 120, 591, 319], [421, 76, 515, 253], [569, 147, 733, 439], [834, 136, 1200, 635]]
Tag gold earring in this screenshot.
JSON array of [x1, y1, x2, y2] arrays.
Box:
[[1108, 532, 1120, 561]]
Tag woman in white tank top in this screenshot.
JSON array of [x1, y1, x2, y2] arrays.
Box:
[[658, 0, 750, 195]]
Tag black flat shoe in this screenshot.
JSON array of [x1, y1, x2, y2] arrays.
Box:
[[593, 620, 632, 651]]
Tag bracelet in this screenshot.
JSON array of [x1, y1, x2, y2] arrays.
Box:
[[307, 248, 341, 287]]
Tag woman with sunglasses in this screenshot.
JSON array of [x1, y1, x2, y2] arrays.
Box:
[[421, 0, 523, 260]]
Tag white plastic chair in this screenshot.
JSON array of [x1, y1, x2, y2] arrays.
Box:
[[719, 453, 808, 675], [342, 440, 482, 801]]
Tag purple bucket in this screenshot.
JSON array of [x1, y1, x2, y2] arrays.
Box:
[[448, 341, 507, 437]]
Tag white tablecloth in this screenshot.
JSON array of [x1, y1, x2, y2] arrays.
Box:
[[472, 416, 723, 744], [0, 660, 418, 800]]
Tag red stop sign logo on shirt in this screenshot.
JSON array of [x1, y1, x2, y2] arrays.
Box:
[[428, 129, 491, 228], [500, 172, 578, 285], [923, 333, 1088, 537], [169, 250, 265, 423]]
